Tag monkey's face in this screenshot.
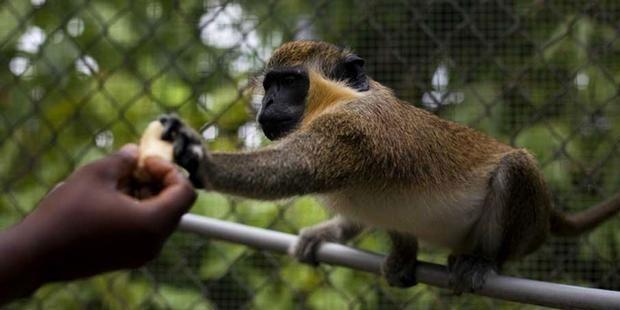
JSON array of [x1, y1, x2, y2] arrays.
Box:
[[257, 41, 370, 140], [258, 66, 309, 140]]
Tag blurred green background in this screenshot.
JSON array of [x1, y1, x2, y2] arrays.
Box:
[[1, 0, 619, 309]]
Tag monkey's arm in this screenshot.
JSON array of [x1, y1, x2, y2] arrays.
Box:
[[162, 114, 368, 200], [204, 145, 331, 199]]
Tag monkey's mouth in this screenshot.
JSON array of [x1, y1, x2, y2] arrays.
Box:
[[260, 120, 296, 140]]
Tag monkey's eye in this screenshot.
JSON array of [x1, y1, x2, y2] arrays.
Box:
[[263, 68, 307, 90]]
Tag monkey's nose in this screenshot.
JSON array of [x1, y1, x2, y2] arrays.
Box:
[[257, 114, 276, 129]]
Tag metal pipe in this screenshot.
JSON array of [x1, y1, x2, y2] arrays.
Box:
[[178, 213, 620, 310]]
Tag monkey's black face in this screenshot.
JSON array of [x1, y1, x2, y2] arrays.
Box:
[[258, 52, 369, 140], [258, 66, 309, 140]]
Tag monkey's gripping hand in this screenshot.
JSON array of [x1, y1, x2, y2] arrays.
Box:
[[290, 217, 363, 266], [159, 115, 209, 189], [448, 254, 497, 294]]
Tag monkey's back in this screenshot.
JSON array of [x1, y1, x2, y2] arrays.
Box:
[[333, 87, 515, 189], [317, 88, 541, 250]]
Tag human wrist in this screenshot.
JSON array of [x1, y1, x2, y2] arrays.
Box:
[[0, 220, 46, 301]]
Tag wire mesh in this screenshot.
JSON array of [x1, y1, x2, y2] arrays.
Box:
[[1, 0, 619, 309]]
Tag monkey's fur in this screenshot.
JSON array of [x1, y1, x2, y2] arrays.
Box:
[[161, 40, 620, 292]]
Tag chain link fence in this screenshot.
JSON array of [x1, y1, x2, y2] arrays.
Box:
[[1, 0, 619, 309]]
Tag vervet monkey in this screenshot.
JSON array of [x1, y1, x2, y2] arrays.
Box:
[[160, 40, 620, 292]]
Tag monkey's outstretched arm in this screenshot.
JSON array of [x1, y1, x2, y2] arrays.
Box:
[[161, 114, 367, 200], [204, 142, 345, 199]]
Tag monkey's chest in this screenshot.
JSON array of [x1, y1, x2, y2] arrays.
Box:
[[321, 186, 487, 250]]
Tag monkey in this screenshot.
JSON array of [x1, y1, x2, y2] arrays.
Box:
[[159, 40, 620, 293]]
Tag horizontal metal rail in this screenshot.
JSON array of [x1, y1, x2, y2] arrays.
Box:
[[178, 213, 620, 310]]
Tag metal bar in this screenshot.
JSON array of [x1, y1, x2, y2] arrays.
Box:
[[178, 213, 620, 310]]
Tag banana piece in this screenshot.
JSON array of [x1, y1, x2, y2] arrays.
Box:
[[135, 121, 173, 181]]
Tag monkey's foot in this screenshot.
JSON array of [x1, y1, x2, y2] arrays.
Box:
[[448, 255, 496, 294], [289, 227, 333, 266], [382, 254, 417, 288], [159, 114, 206, 188]]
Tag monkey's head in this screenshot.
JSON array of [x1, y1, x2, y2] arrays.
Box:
[[257, 40, 369, 140]]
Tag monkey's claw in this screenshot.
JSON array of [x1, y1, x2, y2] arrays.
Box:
[[158, 114, 206, 188], [289, 227, 328, 266], [382, 255, 417, 288], [448, 255, 496, 294]]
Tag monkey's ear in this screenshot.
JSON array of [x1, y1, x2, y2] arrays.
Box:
[[335, 54, 369, 91]]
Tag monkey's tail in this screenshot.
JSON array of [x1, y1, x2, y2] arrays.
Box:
[[550, 192, 620, 237]]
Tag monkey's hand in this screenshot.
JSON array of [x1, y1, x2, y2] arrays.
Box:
[[289, 217, 363, 266], [159, 114, 209, 189], [382, 254, 418, 288], [448, 254, 497, 294], [290, 226, 336, 266], [379, 232, 419, 288]]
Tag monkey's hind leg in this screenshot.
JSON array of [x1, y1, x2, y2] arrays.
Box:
[[382, 232, 418, 287], [290, 216, 363, 265], [449, 150, 550, 294]]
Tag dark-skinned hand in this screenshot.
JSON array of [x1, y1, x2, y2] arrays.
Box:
[[0, 144, 196, 303]]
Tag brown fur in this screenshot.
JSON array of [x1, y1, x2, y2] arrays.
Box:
[[297, 79, 513, 192], [268, 41, 348, 75], [265, 41, 619, 243], [174, 40, 620, 289]]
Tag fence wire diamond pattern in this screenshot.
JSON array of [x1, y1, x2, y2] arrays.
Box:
[[1, 0, 619, 309]]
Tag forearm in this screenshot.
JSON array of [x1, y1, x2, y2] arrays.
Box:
[[0, 222, 43, 304], [204, 150, 319, 200], [197, 126, 370, 200], [170, 115, 369, 200]]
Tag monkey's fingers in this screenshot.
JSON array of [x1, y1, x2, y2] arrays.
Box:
[[447, 254, 496, 294], [158, 114, 207, 188], [289, 229, 324, 266], [381, 254, 417, 288]]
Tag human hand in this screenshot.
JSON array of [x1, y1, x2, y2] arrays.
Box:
[[17, 144, 196, 283]]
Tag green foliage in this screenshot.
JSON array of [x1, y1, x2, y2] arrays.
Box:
[[1, 0, 619, 309]]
